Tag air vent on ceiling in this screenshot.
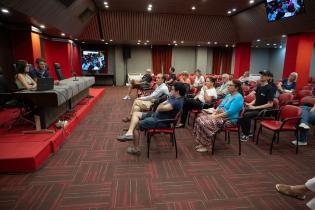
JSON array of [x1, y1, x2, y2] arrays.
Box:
[[79, 8, 94, 23], [57, 0, 76, 7]]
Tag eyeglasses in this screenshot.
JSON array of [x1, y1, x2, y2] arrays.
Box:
[[227, 84, 235, 87]]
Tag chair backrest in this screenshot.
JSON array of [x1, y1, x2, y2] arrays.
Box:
[[279, 105, 302, 125], [273, 98, 279, 109], [297, 90, 312, 99], [302, 85, 314, 91], [214, 98, 223, 108], [54, 63, 65, 80], [244, 94, 256, 104], [278, 93, 294, 107], [300, 96, 315, 107]]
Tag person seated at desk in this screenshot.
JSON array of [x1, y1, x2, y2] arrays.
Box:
[[117, 82, 186, 155], [277, 72, 297, 94], [122, 73, 169, 122], [29, 58, 59, 85], [165, 67, 176, 86], [15, 60, 41, 130], [123, 69, 152, 100]]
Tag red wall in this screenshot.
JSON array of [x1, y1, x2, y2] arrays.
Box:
[[11, 31, 34, 65], [234, 43, 251, 78], [72, 45, 82, 76], [44, 40, 72, 79]]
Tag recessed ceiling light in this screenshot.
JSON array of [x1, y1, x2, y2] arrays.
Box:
[[146, 40, 149, 43], [273, 43, 276, 46], [74, 38, 78, 41], [148, 4, 152, 8], [257, 39, 261, 42], [249, 0, 254, 4], [40, 25, 45, 29], [282, 34, 287, 38], [227, 11, 231, 14], [214, 42, 218, 44], [144, 43, 147, 45], [82, 41, 85, 43], [197, 45, 200, 47], [181, 41, 184, 44], [232, 44, 235, 47], [138, 40, 141, 42], [61, 33, 65, 36], [148, 7, 152, 11], [104, 2, 108, 5], [191, 6, 196, 10], [137, 42, 140, 45], [105, 42, 108, 44], [109, 39, 113, 42], [168, 44, 171, 46], [105, 5, 109, 8], [266, 43, 270, 46], [174, 43, 178, 46], [1, 8, 9, 14], [101, 39, 105, 42], [207, 42, 211, 44], [232, 8, 236, 12], [225, 44, 229, 47], [173, 41, 177, 43]]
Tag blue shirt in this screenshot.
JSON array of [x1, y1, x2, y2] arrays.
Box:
[[218, 93, 244, 123], [282, 79, 296, 91], [156, 96, 184, 119], [29, 68, 50, 80]]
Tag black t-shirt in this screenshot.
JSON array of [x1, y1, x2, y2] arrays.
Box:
[[254, 83, 275, 106], [141, 74, 152, 84], [170, 73, 176, 81]]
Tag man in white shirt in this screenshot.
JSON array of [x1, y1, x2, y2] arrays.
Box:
[[177, 77, 217, 128], [122, 74, 169, 122]]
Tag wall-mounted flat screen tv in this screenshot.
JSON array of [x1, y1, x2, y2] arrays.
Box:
[[265, 0, 305, 22], [81, 50, 105, 71]]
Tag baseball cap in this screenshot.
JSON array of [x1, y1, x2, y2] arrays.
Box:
[[259, 70, 273, 77]]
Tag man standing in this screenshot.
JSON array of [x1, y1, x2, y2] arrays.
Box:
[[122, 74, 169, 122], [117, 82, 186, 155]]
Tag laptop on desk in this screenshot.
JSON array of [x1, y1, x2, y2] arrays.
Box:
[[35, 77, 54, 91]]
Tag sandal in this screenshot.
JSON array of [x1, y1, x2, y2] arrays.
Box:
[[275, 184, 306, 200]]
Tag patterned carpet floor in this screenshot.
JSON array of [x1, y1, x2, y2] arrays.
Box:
[[0, 86, 314, 210]]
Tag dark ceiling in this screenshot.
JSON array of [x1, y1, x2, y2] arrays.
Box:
[[94, 0, 263, 16]]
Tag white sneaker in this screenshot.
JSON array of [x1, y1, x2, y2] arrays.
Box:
[[126, 83, 131, 87], [196, 146, 208, 153], [195, 144, 203, 150], [299, 123, 310, 130], [122, 95, 131, 100], [291, 140, 308, 146]]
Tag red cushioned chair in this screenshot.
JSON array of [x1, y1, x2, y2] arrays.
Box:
[[211, 109, 245, 155], [244, 94, 256, 104], [242, 85, 251, 96], [297, 90, 313, 100], [256, 105, 302, 154], [302, 85, 314, 91], [278, 93, 294, 107], [145, 112, 181, 158], [299, 96, 315, 106]]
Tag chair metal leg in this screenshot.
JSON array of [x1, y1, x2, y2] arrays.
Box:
[[212, 134, 217, 155], [276, 132, 280, 144], [147, 133, 151, 158], [256, 125, 262, 145], [187, 112, 191, 125], [295, 130, 299, 154], [237, 128, 241, 155], [224, 131, 227, 142], [270, 132, 276, 154], [227, 132, 231, 144], [173, 133, 178, 158]]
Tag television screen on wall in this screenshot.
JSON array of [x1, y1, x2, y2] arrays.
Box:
[[81, 50, 105, 71], [265, 0, 305, 22]]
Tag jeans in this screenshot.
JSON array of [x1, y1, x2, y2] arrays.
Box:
[[299, 106, 315, 142]]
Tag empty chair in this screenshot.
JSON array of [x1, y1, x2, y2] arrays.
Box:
[[54, 63, 65, 80], [278, 93, 294, 107]]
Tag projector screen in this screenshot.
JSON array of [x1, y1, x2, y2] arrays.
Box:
[[265, 0, 305, 22], [81, 50, 105, 71]]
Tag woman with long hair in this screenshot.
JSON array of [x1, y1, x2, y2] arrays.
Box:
[[193, 80, 244, 152], [15, 60, 37, 90]]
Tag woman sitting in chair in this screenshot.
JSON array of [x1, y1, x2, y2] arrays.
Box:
[[193, 80, 244, 152]]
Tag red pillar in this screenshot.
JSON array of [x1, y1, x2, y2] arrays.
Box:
[[234, 43, 251, 79], [283, 33, 315, 90]]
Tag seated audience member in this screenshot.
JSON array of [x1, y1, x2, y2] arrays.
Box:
[[193, 80, 244, 152], [179, 71, 191, 84], [15, 60, 37, 90], [192, 69, 205, 89], [277, 72, 297, 94], [239, 71, 252, 84], [29, 58, 59, 85], [276, 177, 315, 209], [123, 69, 153, 100], [216, 73, 229, 98], [117, 82, 186, 155], [240, 70, 276, 141], [292, 104, 315, 146], [122, 74, 169, 122], [176, 77, 217, 128], [165, 67, 176, 85], [15, 60, 41, 130]]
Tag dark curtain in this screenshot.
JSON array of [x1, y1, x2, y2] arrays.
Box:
[[221, 47, 233, 74], [152, 46, 172, 74], [212, 47, 233, 74], [212, 47, 223, 74]]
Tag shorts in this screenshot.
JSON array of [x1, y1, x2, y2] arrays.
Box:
[[139, 112, 169, 131]]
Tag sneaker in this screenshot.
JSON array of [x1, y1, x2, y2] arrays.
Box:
[[195, 144, 203, 150], [241, 135, 249, 142], [127, 146, 141, 155], [299, 123, 310, 130], [122, 96, 131, 100], [126, 83, 131, 87], [291, 140, 308, 146], [196, 147, 208, 153]]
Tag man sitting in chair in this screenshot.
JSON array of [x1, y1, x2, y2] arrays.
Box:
[[29, 58, 59, 85], [117, 82, 186, 155], [122, 73, 169, 122], [123, 69, 152, 100]]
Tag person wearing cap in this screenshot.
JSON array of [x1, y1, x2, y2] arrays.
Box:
[[277, 72, 297, 94], [240, 70, 275, 142], [123, 68, 153, 100]]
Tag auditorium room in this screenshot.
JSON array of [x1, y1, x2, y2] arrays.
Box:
[[1, 0, 315, 209]]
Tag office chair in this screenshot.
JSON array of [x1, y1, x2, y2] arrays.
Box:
[[54, 63, 65, 80]]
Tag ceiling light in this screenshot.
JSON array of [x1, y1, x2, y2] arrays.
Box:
[[266, 43, 270, 46], [225, 44, 229, 47], [1, 8, 9, 14], [232, 8, 236, 12], [101, 39, 105, 42], [273, 43, 276, 46], [249, 0, 255, 4], [144, 43, 147, 45], [74, 38, 78, 41], [232, 44, 235, 47], [257, 39, 261, 42], [104, 2, 108, 4], [61, 33, 65, 36], [197, 45, 200, 47], [146, 40, 149, 43], [148, 4, 152, 8], [207, 42, 211, 44], [214, 42, 218, 45], [138, 40, 141, 42], [180, 41, 184, 44], [227, 11, 231, 14], [191, 6, 196, 10], [168, 44, 171, 46], [82, 42, 85, 43], [147, 7, 152, 11], [256, 46, 258, 47], [105, 42, 108, 45], [109, 39, 113, 42], [137, 42, 140, 45], [40, 25, 45, 29], [174, 43, 178, 46], [105, 5, 109, 8], [282, 34, 287, 38], [173, 41, 177, 43]]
